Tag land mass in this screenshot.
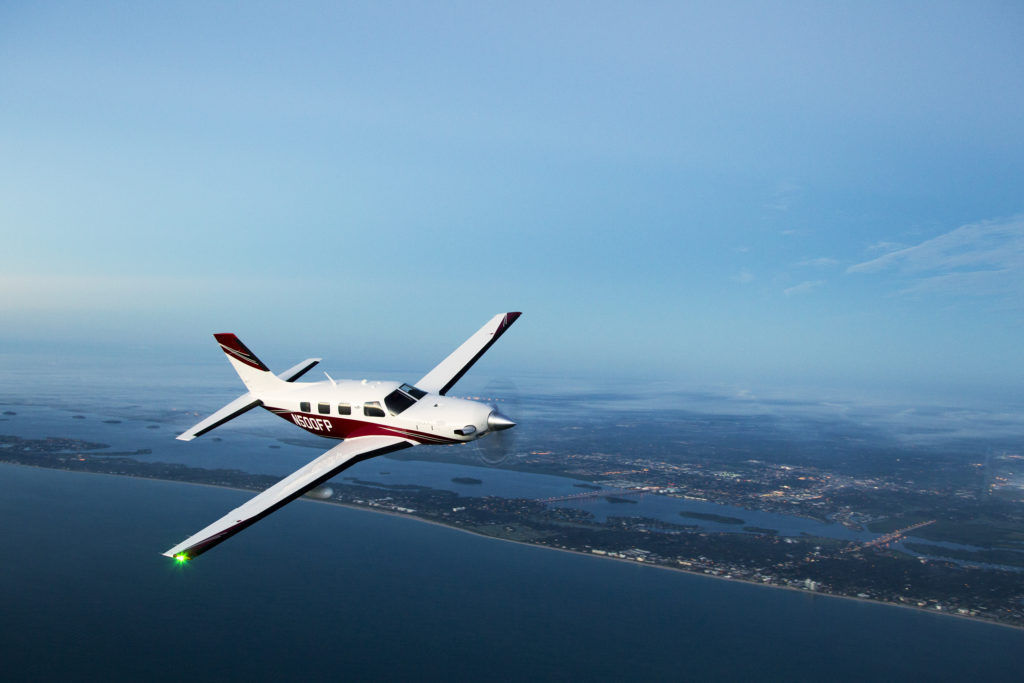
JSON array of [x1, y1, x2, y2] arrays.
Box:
[[679, 511, 745, 525], [1, 433, 1022, 630]]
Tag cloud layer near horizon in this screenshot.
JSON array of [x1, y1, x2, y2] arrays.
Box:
[[847, 216, 1024, 299]]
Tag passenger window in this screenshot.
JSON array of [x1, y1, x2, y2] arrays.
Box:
[[318, 402, 330, 415], [363, 401, 385, 418], [300, 401, 310, 412], [338, 403, 351, 415]]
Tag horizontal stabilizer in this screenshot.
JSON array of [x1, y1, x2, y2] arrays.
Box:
[[278, 358, 320, 382], [176, 393, 261, 442], [176, 357, 321, 441]]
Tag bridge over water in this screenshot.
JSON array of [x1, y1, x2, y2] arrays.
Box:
[[537, 489, 647, 504]]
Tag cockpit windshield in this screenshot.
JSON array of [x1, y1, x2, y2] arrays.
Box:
[[400, 383, 427, 399], [384, 385, 421, 415]]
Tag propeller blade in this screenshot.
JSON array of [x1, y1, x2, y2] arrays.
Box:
[[472, 379, 520, 466]]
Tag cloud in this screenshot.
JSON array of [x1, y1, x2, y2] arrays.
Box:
[[784, 280, 824, 296], [866, 241, 906, 253], [766, 181, 802, 212], [796, 257, 839, 268], [733, 270, 755, 284], [846, 216, 1024, 298]]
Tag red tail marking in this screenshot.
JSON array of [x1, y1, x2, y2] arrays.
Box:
[[214, 333, 270, 372]]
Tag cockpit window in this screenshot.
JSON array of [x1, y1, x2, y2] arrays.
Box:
[[400, 383, 427, 399], [384, 388, 417, 415], [363, 401, 385, 418]]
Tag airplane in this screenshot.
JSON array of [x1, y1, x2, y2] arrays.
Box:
[[164, 312, 521, 562]]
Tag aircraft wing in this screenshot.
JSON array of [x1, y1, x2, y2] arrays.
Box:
[[163, 435, 412, 560], [416, 312, 521, 395], [176, 358, 321, 442]]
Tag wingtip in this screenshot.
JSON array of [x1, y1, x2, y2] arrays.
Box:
[[164, 546, 193, 561]]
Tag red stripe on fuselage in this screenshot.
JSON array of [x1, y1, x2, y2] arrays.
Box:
[[263, 407, 460, 445]]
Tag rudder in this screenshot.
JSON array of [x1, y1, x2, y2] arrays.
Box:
[[214, 333, 282, 393]]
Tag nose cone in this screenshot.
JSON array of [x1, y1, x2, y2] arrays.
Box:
[[487, 410, 516, 431]]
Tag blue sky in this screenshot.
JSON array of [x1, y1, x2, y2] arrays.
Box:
[[2, 2, 1023, 403]]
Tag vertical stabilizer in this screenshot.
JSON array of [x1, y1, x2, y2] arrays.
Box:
[[214, 333, 284, 393]]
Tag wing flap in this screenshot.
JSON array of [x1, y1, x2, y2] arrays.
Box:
[[417, 312, 521, 395], [163, 435, 412, 559]]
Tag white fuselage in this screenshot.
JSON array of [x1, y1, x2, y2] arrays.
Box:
[[258, 379, 494, 445]]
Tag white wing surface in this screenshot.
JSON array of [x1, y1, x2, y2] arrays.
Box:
[[163, 435, 412, 559], [417, 312, 521, 396]]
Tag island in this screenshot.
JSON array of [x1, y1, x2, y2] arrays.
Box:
[[679, 511, 744, 525]]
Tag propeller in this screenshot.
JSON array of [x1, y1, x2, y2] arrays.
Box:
[[473, 379, 520, 466]]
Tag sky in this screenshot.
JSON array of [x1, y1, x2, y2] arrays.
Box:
[[2, 1, 1023, 405]]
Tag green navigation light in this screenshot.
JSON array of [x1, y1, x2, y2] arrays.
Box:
[[174, 554, 189, 564]]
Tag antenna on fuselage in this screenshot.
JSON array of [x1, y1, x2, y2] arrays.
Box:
[[324, 371, 337, 387]]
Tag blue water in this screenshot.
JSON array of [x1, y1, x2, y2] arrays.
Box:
[[894, 538, 1024, 572], [1, 464, 1021, 681]]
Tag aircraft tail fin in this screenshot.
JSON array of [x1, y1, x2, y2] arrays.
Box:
[[214, 333, 285, 394]]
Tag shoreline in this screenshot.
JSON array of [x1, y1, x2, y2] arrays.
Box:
[[5, 460, 1021, 633]]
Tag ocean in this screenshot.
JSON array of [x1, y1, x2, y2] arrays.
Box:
[[1, 464, 1021, 681]]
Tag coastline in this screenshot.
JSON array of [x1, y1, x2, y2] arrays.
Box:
[[5, 460, 1021, 633]]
